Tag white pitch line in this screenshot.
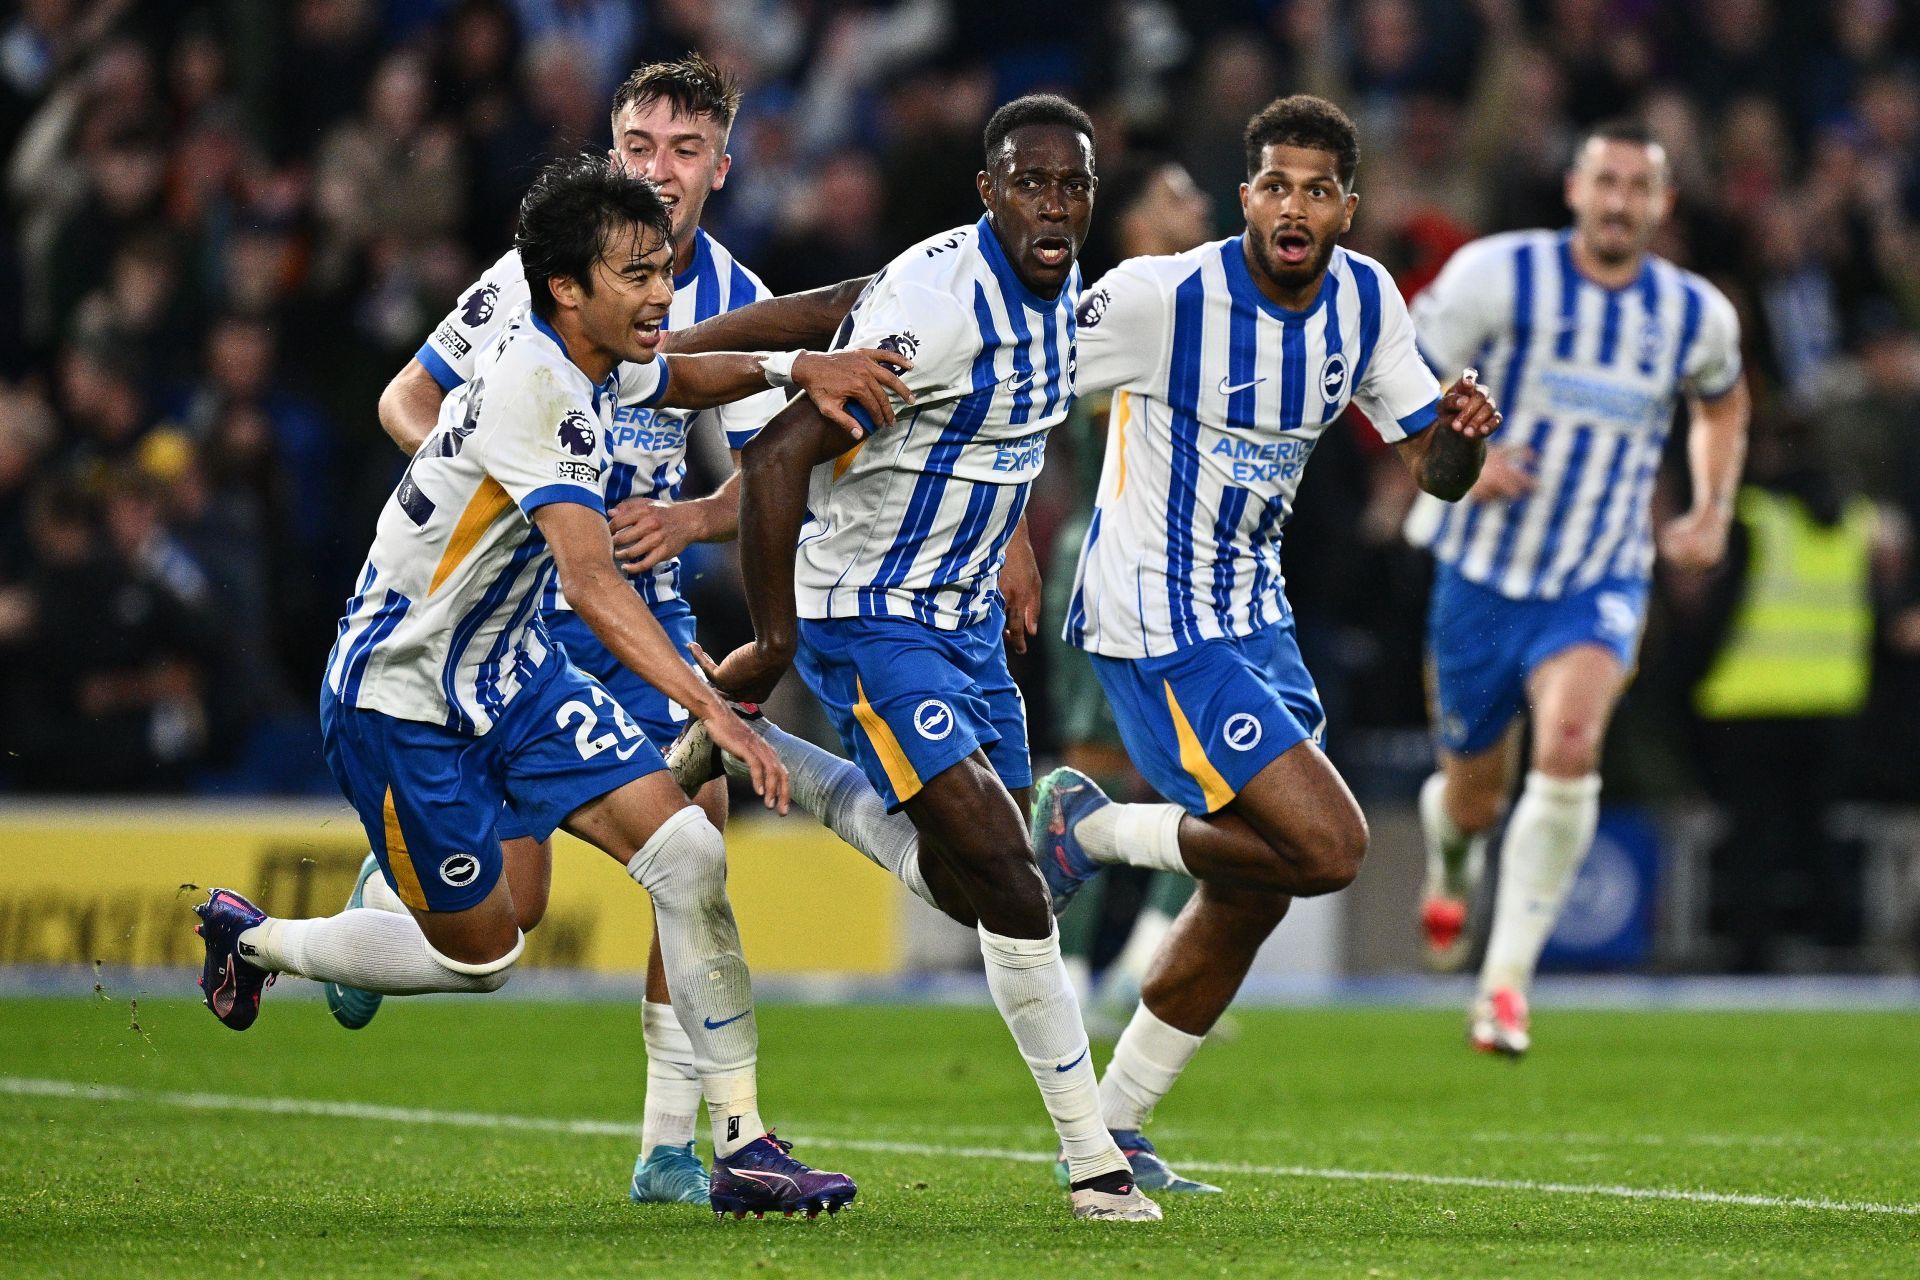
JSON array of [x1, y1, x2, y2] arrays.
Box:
[[6, 1076, 1915, 1219]]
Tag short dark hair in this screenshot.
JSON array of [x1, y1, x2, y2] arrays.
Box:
[[1243, 95, 1360, 188], [515, 152, 673, 319], [611, 54, 743, 134], [1583, 116, 1657, 149], [983, 93, 1095, 164]]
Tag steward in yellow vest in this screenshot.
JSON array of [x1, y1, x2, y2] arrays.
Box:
[[1693, 487, 1875, 721]]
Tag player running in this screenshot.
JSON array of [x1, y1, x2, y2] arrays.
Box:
[[1019, 93, 1496, 1181], [340, 58, 904, 1204], [192, 155, 901, 1219], [693, 95, 1162, 1223], [1405, 118, 1748, 1055]]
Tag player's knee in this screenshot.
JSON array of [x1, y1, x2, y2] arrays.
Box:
[[425, 930, 525, 992], [1534, 719, 1602, 778], [1295, 809, 1368, 896], [629, 808, 728, 912]]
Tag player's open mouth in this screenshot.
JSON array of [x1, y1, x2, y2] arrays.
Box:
[[1032, 237, 1072, 268], [1274, 229, 1313, 265], [633, 317, 663, 347]]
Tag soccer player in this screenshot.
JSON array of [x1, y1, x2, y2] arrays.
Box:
[[1405, 118, 1748, 1055], [348, 58, 905, 1203], [698, 95, 1162, 1223], [1025, 94, 1497, 1180], [192, 154, 901, 1219]]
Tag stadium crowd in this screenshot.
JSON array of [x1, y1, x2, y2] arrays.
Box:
[[1, 0, 1917, 960]]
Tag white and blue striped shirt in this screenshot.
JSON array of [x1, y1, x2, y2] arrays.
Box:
[[796, 217, 1078, 631], [1404, 229, 1742, 598], [1065, 239, 1442, 659], [416, 228, 782, 614], [331, 309, 667, 734]]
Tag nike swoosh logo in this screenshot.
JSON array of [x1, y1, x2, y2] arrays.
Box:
[[704, 1011, 750, 1030], [1218, 375, 1267, 396], [1004, 371, 1036, 391], [1055, 1047, 1089, 1073]]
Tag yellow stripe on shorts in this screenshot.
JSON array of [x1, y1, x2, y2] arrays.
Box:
[[1163, 681, 1235, 812], [381, 787, 430, 910], [851, 675, 924, 804]]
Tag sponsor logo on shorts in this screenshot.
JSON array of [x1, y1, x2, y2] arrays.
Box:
[[439, 854, 480, 887], [912, 699, 954, 741], [1596, 591, 1639, 639], [1223, 712, 1263, 752]]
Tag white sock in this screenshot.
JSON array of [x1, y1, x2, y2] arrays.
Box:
[[625, 807, 764, 1158], [1480, 771, 1602, 995], [1099, 1002, 1205, 1131], [361, 866, 409, 915], [237, 910, 518, 993], [977, 924, 1127, 1183], [1419, 772, 1487, 898], [1072, 800, 1188, 875], [742, 721, 936, 907], [640, 999, 701, 1154]]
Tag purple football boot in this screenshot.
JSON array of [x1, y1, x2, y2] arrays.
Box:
[[192, 888, 275, 1031], [710, 1133, 856, 1220]]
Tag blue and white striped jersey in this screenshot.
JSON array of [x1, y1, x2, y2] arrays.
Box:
[[797, 217, 1078, 631], [1064, 239, 1442, 659], [1404, 229, 1742, 598], [416, 228, 782, 613], [329, 308, 668, 734]]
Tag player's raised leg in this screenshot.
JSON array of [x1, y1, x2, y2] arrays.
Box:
[[1470, 643, 1621, 1055]]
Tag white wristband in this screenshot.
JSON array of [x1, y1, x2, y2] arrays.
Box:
[[758, 350, 800, 388]]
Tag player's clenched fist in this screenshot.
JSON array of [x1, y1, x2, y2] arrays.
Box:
[[1437, 368, 1501, 440]]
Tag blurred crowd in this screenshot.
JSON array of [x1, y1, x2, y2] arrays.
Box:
[[0, 0, 1917, 864]]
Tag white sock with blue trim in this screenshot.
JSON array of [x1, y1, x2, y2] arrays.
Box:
[[978, 923, 1128, 1182]]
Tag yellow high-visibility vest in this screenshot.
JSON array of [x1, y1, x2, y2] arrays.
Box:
[[1694, 487, 1874, 719]]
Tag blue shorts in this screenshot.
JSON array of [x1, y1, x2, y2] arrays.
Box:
[[1427, 565, 1648, 756], [795, 612, 1031, 811], [1090, 619, 1326, 816], [319, 649, 665, 912], [497, 604, 695, 842]]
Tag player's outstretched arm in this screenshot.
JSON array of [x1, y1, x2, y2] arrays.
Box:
[[377, 359, 446, 457], [1659, 376, 1751, 572], [659, 348, 912, 437], [663, 277, 873, 354], [611, 452, 746, 575], [704, 397, 856, 705], [535, 500, 789, 810], [1395, 370, 1499, 502]]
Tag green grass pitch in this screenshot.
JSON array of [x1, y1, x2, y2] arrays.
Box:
[[2, 994, 1916, 1277]]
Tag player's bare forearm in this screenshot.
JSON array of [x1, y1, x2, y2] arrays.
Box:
[[1415, 422, 1488, 502], [1689, 378, 1751, 520], [695, 468, 742, 542], [378, 359, 446, 457], [1398, 371, 1499, 502], [717, 399, 856, 701], [663, 277, 872, 354], [659, 352, 781, 410], [534, 502, 727, 720], [1658, 377, 1751, 572]]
